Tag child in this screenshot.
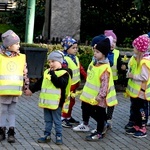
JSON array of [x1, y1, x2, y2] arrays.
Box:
[[104, 30, 127, 127], [125, 35, 150, 138], [73, 34, 108, 133], [25, 50, 72, 145], [61, 36, 87, 128], [76, 38, 118, 141], [0, 30, 29, 143]]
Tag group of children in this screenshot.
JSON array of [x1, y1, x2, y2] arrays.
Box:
[[0, 29, 150, 145]]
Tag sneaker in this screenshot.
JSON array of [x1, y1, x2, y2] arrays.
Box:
[[73, 123, 90, 132], [62, 119, 72, 128], [124, 121, 135, 130], [133, 131, 147, 138], [37, 134, 51, 143], [147, 118, 150, 126], [68, 117, 80, 124], [126, 126, 139, 135], [85, 132, 102, 141], [56, 136, 63, 145], [107, 119, 112, 128], [91, 122, 111, 135], [133, 127, 147, 138]]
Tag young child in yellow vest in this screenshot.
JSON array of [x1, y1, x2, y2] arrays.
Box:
[[75, 38, 118, 141], [125, 35, 150, 138], [60, 36, 87, 128], [104, 30, 127, 128], [0, 30, 29, 143], [25, 50, 72, 145]]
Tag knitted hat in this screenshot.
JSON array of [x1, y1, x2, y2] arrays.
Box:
[[95, 38, 110, 57], [91, 34, 106, 47], [132, 35, 149, 52], [61, 36, 77, 51], [47, 50, 64, 64], [104, 30, 117, 40], [1, 30, 20, 48]]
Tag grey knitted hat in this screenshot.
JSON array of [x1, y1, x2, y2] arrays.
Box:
[[1, 30, 20, 48], [47, 50, 64, 64]]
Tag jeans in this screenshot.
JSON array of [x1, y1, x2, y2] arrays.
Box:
[[44, 107, 62, 136]]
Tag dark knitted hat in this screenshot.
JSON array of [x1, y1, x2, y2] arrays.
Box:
[[95, 38, 110, 57], [91, 34, 106, 47]]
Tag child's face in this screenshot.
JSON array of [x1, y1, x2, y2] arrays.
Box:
[[133, 47, 138, 55], [111, 39, 117, 50], [67, 43, 78, 55], [48, 60, 62, 70], [8, 42, 20, 53], [93, 49, 105, 61]]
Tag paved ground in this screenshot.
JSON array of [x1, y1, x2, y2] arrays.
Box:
[[0, 91, 150, 150]]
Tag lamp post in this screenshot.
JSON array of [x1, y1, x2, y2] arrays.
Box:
[[25, 0, 35, 43]]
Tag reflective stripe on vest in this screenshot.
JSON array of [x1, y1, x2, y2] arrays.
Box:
[[0, 54, 25, 96], [39, 69, 72, 111], [64, 56, 80, 85], [111, 49, 119, 80], [126, 57, 150, 100], [80, 63, 118, 106]]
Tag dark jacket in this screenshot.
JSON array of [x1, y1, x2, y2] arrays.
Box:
[[30, 67, 72, 107]]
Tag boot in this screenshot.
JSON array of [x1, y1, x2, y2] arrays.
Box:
[[0, 127, 6, 141], [7, 127, 15, 143]]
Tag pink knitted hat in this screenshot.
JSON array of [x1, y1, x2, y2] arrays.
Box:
[[132, 35, 149, 52], [104, 30, 117, 40]]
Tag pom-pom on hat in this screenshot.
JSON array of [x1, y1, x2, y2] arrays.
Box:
[[61, 36, 77, 51], [91, 34, 106, 47], [104, 30, 117, 40], [132, 35, 149, 52], [47, 50, 64, 64], [95, 38, 110, 57], [1, 30, 20, 48]]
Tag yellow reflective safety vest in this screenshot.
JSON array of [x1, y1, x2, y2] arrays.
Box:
[[0, 54, 25, 96], [126, 56, 150, 100], [39, 69, 71, 112], [64, 56, 80, 85], [111, 49, 120, 80], [80, 62, 118, 106]]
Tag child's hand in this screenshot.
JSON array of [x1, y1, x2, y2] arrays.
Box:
[[24, 89, 32, 96], [127, 72, 133, 78], [121, 64, 126, 70]]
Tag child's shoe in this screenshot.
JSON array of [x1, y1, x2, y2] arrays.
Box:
[[146, 116, 150, 126], [126, 126, 139, 135], [124, 121, 135, 130], [91, 122, 110, 135], [107, 119, 112, 128], [62, 119, 72, 128], [56, 135, 63, 145], [85, 132, 102, 141], [68, 117, 80, 124], [133, 127, 147, 138], [73, 123, 90, 132], [7, 127, 15, 143], [37, 133, 51, 143], [0, 127, 6, 141]]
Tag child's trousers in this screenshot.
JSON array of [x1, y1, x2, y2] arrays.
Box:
[[0, 102, 16, 127]]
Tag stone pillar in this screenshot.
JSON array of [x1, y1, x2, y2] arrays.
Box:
[[50, 0, 81, 41]]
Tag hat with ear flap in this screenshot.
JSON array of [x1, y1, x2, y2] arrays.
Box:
[[95, 38, 110, 57]]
